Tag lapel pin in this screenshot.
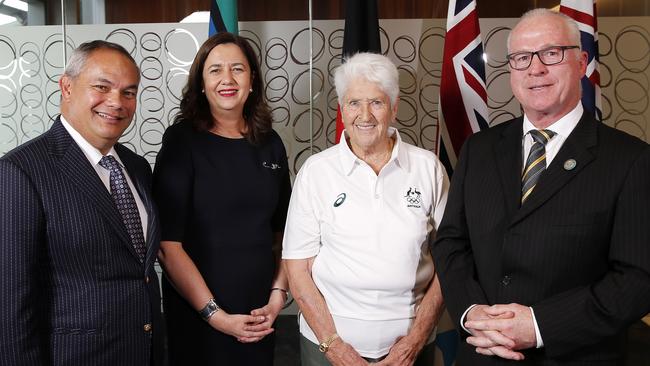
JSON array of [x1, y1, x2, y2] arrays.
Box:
[[563, 159, 577, 171], [262, 161, 281, 170]]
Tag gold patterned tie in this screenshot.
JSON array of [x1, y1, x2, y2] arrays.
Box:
[[521, 129, 555, 204]]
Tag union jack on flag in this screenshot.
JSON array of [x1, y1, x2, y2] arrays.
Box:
[[560, 0, 602, 121], [438, 0, 489, 172]]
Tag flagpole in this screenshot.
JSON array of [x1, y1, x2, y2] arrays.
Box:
[[308, 0, 314, 155], [61, 0, 67, 68]]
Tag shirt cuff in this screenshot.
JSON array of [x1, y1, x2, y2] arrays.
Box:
[[529, 306, 544, 348], [460, 304, 477, 334]]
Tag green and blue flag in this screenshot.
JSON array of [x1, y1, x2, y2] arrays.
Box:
[[209, 0, 238, 36]]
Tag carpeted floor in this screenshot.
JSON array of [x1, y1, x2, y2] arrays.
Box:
[[274, 315, 301, 366]]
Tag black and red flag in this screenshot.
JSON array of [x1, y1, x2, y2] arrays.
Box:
[[335, 0, 381, 143]]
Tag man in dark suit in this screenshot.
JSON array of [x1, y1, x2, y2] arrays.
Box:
[[0, 41, 164, 366], [432, 9, 650, 365]]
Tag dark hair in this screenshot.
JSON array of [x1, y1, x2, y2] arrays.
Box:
[[64, 40, 139, 79], [175, 32, 272, 145]]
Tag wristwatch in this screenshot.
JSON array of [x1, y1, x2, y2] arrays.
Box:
[[198, 298, 220, 321], [318, 333, 339, 353]]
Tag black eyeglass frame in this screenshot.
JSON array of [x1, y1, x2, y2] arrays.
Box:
[[507, 45, 580, 71]]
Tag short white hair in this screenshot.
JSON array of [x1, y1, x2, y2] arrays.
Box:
[[507, 8, 581, 53], [334, 52, 399, 106]]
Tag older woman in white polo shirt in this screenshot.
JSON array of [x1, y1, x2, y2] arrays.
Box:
[[283, 52, 449, 366]]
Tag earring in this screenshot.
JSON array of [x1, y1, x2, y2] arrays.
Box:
[[249, 88, 253, 93], [201, 89, 205, 93]]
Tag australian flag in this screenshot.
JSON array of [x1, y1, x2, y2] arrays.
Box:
[[438, 0, 488, 174], [560, 0, 602, 121]]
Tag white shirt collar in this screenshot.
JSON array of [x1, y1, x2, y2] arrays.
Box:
[[338, 127, 409, 175], [60, 115, 124, 168], [523, 102, 583, 139]]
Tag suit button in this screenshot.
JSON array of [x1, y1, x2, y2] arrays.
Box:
[[501, 275, 511, 286], [145, 276, 150, 283], [143, 323, 152, 333]]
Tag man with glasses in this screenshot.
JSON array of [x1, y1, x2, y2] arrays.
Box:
[[432, 8, 650, 365]]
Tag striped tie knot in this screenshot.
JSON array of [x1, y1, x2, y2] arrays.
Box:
[[521, 129, 556, 204], [529, 129, 555, 145]]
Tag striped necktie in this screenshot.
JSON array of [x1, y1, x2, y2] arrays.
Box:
[[521, 129, 556, 204], [99, 155, 147, 261]]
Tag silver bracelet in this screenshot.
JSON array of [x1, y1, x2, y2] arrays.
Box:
[[198, 298, 220, 321], [271, 288, 293, 308], [270, 287, 288, 296]]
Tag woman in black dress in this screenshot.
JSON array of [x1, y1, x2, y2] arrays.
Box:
[[153, 33, 291, 365]]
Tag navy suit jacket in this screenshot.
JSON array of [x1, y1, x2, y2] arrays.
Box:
[[432, 113, 650, 365], [0, 118, 165, 366]]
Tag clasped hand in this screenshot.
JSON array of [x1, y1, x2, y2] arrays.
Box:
[[208, 292, 285, 343], [325, 334, 424, 366], [463, 303, 537, 361]]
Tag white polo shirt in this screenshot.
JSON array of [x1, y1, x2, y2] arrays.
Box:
[[282, 127, 449, 358]]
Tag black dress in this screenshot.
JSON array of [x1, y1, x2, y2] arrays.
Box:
[[153, 121, 291, 366]]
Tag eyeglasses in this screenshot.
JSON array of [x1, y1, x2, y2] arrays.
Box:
[[343, 99, 388, 113], [507, 45, 580, 71]]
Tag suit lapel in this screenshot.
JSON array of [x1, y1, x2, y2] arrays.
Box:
[[510, 113, 597, 226], [49, 118, 138, 259], [493, 118, 524, 221]]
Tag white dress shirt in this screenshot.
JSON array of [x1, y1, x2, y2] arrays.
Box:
[[522, 102, 583, 169], [60, 116, 148, 239]]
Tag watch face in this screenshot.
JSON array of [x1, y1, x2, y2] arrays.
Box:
[[318, 333, 338, 353]]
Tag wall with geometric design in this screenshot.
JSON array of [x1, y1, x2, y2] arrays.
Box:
[[1, 18, 649, 176]]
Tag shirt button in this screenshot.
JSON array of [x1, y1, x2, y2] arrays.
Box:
[[143, 323, 152, 333], [374, 194, 380, 199], [501, 275, 512, 286]]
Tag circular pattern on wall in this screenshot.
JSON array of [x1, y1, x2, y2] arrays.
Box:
[[0, 19, 647, 175]]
